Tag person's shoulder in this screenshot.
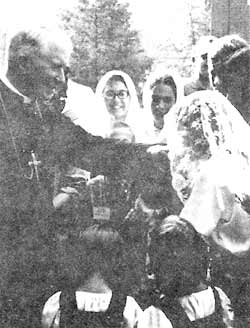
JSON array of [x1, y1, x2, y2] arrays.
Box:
[[137, 306, 173, 328], [214, 286, 234, 327], [184, 78, 201, 96], [214, 286, 233, 309], [42, 291, 61, 328], [42, 292, 142, 328], [0, 77, 23, 103], [67, 79, 94, 97], [124, 296, 143, 325], [55, 112, 90, 141]]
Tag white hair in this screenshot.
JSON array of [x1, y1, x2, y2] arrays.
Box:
[[1, 25, 72, 77]]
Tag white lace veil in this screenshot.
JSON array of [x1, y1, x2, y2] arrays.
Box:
[[163, 90, 250, 202]]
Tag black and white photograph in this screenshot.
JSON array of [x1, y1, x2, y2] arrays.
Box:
[[0, 0, 249, 327]]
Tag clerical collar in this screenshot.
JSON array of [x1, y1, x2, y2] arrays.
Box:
[[0, 75, 32, 104]]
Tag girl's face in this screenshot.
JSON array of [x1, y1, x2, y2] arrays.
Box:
[[151, 83, 176, 128], [110, 126, 135, 143], [104, 80, 130, 122], [156, 239, 201, 297]]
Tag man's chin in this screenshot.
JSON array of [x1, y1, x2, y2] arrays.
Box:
[[36, 97, 66, 117], [53, 98, 66, 112]]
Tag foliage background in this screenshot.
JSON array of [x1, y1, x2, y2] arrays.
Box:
[[60, 0, 211, 94], [61, 0, 153, 91]]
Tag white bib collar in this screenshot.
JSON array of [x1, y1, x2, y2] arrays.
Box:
[[179, 286, 215, 321]]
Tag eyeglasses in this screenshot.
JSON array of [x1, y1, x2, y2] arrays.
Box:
[[152, 95, 174, 105], [104, 90, 129, 100]]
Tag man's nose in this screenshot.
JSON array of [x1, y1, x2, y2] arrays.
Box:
[[113, 94, 121, 102], [55, 68, 68, 97], [55, 67, 67, 84], [159, 99, 165, 108]]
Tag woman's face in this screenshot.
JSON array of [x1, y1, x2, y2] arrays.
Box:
[[151, 83, 176, 128], [104, 80, 130, 122]]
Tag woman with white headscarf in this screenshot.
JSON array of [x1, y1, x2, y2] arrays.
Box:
[[95, 70, 145, 142], [142, 70, 184, 144]]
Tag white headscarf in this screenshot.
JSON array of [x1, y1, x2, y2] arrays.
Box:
[[95, 70, 145, 142], [142, 69, 184, 144]]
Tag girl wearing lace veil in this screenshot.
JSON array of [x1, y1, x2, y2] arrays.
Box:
[[162, 89, 250, 255]]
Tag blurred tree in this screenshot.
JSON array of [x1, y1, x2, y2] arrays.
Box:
[[187, 0, 211, 46], [150, 0, 211, 78], [61, 0, 153, 91]]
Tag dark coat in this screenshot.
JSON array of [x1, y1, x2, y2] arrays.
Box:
[[0, 79, 183, 327], [0, 79, 149, 327]]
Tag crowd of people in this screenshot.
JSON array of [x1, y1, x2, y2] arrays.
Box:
[[1, 22, 250, 328]]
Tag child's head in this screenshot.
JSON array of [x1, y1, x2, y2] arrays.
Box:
[[110, 121, 135, 143], [61, 222, 128, 292], [149, 215, 208, 297]]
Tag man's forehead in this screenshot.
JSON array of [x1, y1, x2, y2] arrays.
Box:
[[42, 44, 70, 67], [37, 30, 71, 65]]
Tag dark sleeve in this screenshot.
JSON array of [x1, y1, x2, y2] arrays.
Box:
[[52, 114, 149, 177]]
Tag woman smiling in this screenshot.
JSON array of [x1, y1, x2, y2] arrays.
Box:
[[95, 70, 145, 142]]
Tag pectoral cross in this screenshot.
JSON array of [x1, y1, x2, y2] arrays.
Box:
[[28, 151, 41, 182]]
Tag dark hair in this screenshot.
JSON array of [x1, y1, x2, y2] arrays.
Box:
[[211, 35, 250, 75], [8, 31, 40, 62], [7, 31, 43, 92], [210, 35, 250, 111], [59, 222, 128, 293], [151, 75, 177, 102], [8, 27, 71, 64], [105, 75, 128, 89], [148, 215, 208, 297]]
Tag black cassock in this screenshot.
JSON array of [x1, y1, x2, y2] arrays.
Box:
[[0, 79, 181, 327]]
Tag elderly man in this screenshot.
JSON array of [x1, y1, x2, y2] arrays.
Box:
[[0, 26, 161, 327], [209, 34, 250, 124]]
